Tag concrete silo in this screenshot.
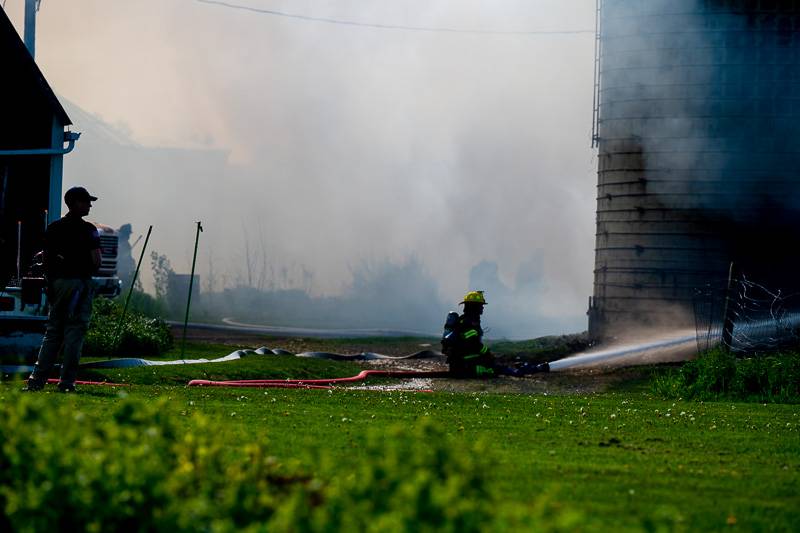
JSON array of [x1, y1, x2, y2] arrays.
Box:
[[589, 0, 800, 340]]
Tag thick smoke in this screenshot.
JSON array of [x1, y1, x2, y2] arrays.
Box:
[[589, 0, 800, 342], [8, 1, 597, 337], [603, 0, 800, 284]]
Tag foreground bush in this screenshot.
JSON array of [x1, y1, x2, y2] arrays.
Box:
[[0, 393, 581, 532], [294, 422, 514, 532], [0, 394, 307, 532], [84, 297, 173, 357], [652, 347, 800, 403]]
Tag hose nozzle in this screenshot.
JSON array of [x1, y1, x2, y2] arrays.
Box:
[[532, 362, 550, 373], [517, 361, 551, 375]]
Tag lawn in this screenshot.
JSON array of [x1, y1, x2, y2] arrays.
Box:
[[2, 343, 798, 531]]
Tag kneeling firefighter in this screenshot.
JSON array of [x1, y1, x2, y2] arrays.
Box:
[[441, 291, 550, 378], [441, 291, 495, 378]]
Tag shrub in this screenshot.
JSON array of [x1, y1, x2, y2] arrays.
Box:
[[273, 419, 583, 532], [295, 420, 498, 532], [0, 394, 310, 532], [0, 393, 581, 532], [84, 297, 172, 357], [126, 289, 169, 319], [732, 355, 800, 401], [652, 347, 800, 403]]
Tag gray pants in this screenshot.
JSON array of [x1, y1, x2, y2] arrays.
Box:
[[28, 278, 94, 387]]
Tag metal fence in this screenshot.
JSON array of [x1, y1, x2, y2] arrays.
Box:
[[694, 276, 800, 354]]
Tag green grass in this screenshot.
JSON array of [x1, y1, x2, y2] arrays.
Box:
[[69, 341, 391, 385], [77, 354, 364, 386], [3, 336, 800, 530], [81, 341, 240, 362], [2, 349, 798, 531]]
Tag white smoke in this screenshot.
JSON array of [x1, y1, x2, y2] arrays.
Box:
[[7, 0, 598, 336]]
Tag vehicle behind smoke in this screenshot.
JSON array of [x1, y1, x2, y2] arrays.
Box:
[[0, 220, 121, 361]]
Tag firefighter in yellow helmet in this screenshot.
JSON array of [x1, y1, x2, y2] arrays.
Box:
[[440, 291, 551, 378], [441, 291, 496, 378]]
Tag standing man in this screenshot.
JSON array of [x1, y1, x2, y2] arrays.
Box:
[[26, 187, 101, 392], [442, 291, 496, 378]]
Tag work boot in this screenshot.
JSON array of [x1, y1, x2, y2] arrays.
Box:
[[57, 382, 77, 393]]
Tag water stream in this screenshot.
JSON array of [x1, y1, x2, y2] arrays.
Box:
[[549, 330, 697, 371]]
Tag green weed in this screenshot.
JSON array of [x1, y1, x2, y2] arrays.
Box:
[[651, 347, 800, 403]]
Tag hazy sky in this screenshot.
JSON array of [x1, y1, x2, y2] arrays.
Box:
[[6, 0, 597, 328]]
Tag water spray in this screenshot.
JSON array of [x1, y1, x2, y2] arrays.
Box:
[[545, 330, 697, 372]]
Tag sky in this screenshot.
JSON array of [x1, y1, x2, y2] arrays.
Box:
[[5, 0, 598, 333]]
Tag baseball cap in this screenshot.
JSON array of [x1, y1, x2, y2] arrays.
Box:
[[64, 186, 98, 205]]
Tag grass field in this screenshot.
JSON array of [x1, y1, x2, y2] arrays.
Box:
[[2, 340, 799, 531]]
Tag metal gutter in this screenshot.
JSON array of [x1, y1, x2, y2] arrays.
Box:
[[0, 132, 80, 156]]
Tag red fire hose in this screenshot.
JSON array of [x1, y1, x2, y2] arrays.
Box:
[[188, 369, 450, 389], [45, 378, 129, 387]]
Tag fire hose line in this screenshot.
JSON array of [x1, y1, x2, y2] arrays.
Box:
[[188, 370, 451, 390], [3, 349, 447, 391], [1, 348, 440, 375], [45, 378, 129, 387]]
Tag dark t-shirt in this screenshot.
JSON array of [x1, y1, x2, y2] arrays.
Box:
[[45, 214, 101, 280]]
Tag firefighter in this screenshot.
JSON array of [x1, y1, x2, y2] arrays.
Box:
[[442, 291, 496, 378], [441, 290, 551, 378]]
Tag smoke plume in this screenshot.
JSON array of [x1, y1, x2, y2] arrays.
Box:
[[6, 0, 598, 337]]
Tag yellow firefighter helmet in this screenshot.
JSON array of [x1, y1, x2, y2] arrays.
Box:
[[460, 290, 487, 305]]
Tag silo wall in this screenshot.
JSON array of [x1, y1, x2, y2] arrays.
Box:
[[590, 0, 800, 340]]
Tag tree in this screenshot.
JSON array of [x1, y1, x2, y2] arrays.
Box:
[[150, 251, 174, 300]]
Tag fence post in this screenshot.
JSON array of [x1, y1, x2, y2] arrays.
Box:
[[181, 221, 203, 358], [115, 225, 153, 345], [721, 262, 736, 350]]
